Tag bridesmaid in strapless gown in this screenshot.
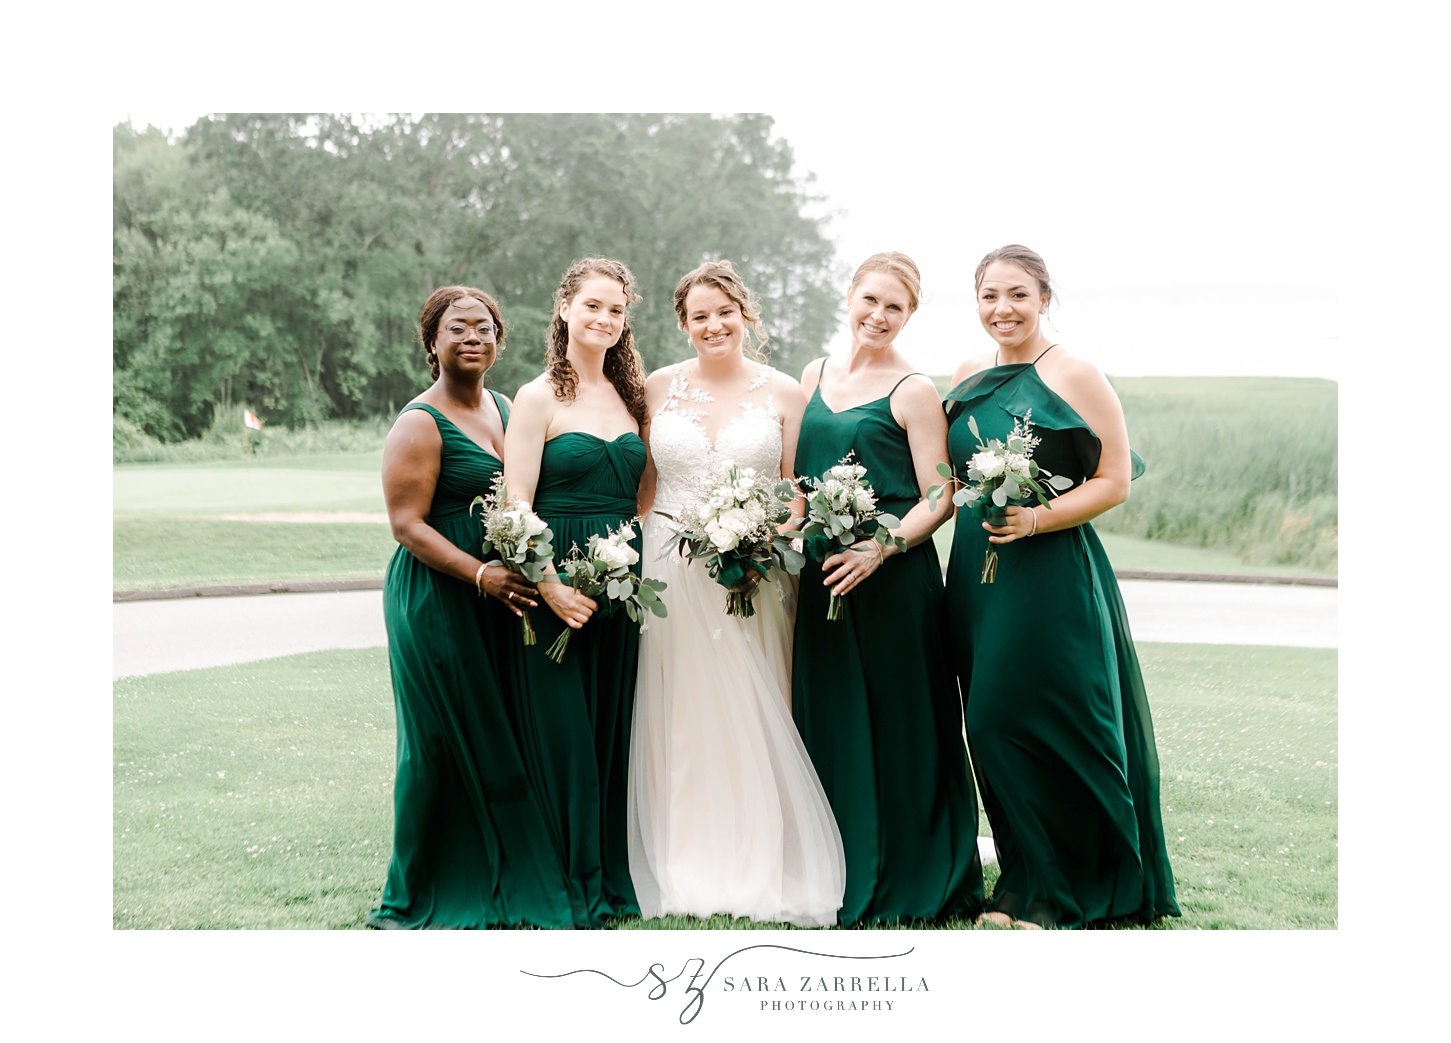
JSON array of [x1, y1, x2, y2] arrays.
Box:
[[500, 258, 651, 927]]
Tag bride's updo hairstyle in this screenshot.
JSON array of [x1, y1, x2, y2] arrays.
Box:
[[848, 251, 922, 313], [974, 244, 1053, 312], [546, 257, 648, 428], [672, 259, 770, 362]]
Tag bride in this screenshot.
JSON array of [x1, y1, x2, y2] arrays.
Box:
[[628, 260, 846, 926]]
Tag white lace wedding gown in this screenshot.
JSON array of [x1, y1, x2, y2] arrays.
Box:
[[627, 366, 846, 926]]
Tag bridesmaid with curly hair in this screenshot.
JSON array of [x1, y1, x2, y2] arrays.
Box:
[[501, 257, 650, 926]]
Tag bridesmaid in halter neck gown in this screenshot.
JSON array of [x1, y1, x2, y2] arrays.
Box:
[[944, 245, 1179, 929]]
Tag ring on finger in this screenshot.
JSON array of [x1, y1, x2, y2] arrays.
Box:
[[508, 590, 516, 601]]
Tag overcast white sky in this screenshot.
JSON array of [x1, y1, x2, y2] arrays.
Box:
[[117, 109, 1337, 381], [767, 110, 1337, 379]]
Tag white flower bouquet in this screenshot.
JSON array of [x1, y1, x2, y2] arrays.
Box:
[[545, 522, 668, 663], [791, 452, 907, 620], [664, 460, 804, 618], [470, 477, 555, 644], [927, 410, 1073, 583]]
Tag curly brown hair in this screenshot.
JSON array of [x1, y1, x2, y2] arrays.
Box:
[[418, 285, 506, 381], [672, 259, 770, 361], [545, 258, 648, 427]]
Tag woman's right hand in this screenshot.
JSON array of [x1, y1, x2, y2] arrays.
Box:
[[480, 565, 539, 617], [538, 579, 598, 629]]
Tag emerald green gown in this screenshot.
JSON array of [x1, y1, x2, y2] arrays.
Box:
[[943, 362, 1180, 928], [502, 431, 646, 926], [368, 399, 579, 929], [791, 371, 984, 925]]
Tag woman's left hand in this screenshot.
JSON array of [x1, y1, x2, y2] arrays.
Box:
[[984, 506, 1038, 544], [822, 540, 886, 598]]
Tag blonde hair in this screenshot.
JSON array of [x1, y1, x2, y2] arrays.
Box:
[[849, 251, 921, 311]]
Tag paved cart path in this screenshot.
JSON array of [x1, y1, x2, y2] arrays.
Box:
[[112, 580, 1336, 681]]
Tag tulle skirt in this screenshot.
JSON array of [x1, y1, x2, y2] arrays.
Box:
[[626, 510, 845, 926]]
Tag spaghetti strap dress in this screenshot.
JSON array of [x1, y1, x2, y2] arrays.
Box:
[[368, 397, 580, 929], [943, 359, 1180, 928], [501, 431, 646, 925], [791, 366, 984, 925]]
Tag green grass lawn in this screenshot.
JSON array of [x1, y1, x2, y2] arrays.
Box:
[[114, 517, 397, 589], [113, 642, 1337, 930]]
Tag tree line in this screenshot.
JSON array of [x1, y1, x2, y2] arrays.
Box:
[[114, 113, 846, 442]]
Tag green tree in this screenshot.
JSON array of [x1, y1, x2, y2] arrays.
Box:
[[114, 113, 843, 437]]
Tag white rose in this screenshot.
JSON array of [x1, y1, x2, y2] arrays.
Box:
[[973, 452, 1005, 479], [720, 506, 754, 536], [706, 520, 740, 552], [853, 488, 875, 511], [1004, 452, 1031, 477], [597, 541, 639, 568], [520, 512, 549, 538]]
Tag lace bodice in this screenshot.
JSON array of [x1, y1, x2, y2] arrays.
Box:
[[650, 365, 782, 515]]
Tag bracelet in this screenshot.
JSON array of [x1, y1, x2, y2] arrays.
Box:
[[1027, 507, 1039, 537], [475, 562, 488, 595]]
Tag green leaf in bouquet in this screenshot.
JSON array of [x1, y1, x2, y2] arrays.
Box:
[[935, 461, 954, 478], [1002, 473, 1021, 498], [624, 602, 642, 623], [1047, 473, 1074, 491], [649, 598, 669, 618], [991, 486, 1009, 507], [776, 541, 806, 576], [968, 415, 982, 441], [607, 577, 624, 600], [952, 488, 973, 507], [876, 513, 901, 529]]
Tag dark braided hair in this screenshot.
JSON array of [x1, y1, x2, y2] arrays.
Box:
[[419, 285, 506, 381]]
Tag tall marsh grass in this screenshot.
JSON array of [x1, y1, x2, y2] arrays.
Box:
[[1103, 377, 1337, 571]]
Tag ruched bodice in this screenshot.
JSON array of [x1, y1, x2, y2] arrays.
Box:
[[533, 431, 645, 521]]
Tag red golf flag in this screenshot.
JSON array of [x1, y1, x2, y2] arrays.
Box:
[[244, 409, 263, 431]]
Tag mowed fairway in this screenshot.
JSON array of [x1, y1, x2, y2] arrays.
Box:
[[113, 642, 1337, 930], [115, 451, 1331, 591], [115, 454, 394, 590]]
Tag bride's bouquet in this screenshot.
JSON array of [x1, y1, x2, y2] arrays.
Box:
[[471, 477, 555, 644], [545, 522, 668, 663], [926, 410, 1073, 583], [791, 452, 906, 620], [664, 460, 804, 618]]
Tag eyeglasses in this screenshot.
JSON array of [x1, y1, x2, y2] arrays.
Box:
[[444, 322, 497, 339]]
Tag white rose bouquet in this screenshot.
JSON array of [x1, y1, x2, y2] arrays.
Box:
[[470, 476, 555, 644], [664, 460, 804, 618], [926, 410, 1073, 583], [544, 522, 668, 664], [791, 452, 907, 620]]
